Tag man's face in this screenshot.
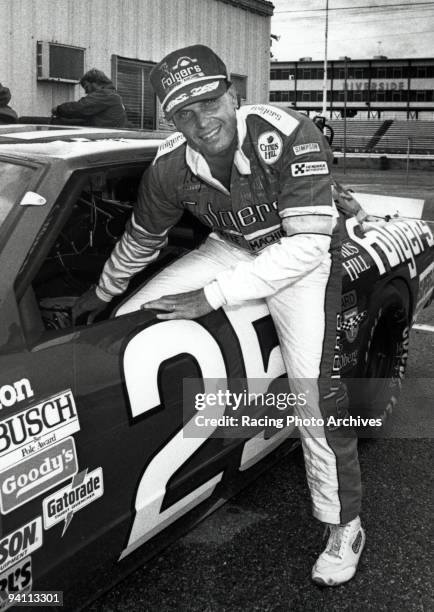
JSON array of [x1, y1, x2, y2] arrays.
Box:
[[172, 89, 237, 158], [82, 80, 97, 94]]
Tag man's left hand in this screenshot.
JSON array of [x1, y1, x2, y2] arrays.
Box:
[[142, 289, 213, 320]]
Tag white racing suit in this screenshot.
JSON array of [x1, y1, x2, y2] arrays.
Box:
[[96, 104, 362, 525]]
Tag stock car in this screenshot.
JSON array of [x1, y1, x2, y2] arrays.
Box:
[[0, 125, 432, 610]]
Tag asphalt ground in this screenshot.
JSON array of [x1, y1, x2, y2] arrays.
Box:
[[88, 169, 433, 612]]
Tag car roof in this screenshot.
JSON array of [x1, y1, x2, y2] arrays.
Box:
[[0, 125, 169, 161]]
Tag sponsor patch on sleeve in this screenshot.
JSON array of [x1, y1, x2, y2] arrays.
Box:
[[257, 131, 283, 165], [291, 161, 329, 176], [293, 142, 321, 155]]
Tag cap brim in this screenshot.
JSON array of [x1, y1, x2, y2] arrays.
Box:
[[164, 78, 227, 119]]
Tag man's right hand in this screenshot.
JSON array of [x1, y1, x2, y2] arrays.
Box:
[[71, 286, 109, 325]]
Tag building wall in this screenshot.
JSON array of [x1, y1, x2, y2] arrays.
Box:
[[0, 0, 271, 121]]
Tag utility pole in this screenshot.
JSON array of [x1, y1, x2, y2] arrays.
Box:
[[321, 0, 329, 117]]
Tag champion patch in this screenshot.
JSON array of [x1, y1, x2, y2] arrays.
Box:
[[257, 131, 283, 165], [291, 161, 329, 176], [293, 142, 321, 155]]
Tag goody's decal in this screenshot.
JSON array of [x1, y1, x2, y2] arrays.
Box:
[[43, 467, 104, 534], [257, 131, 283, 164], [346, 217, 434, 279], [0, 390, 79, 471], [0, 379, 33, 411], [0, 518, 42, 574], [0, 437, 78, 514], [0, 557, 32, 611], [291, 161, 329, 176], [293, 142, 320, 155]]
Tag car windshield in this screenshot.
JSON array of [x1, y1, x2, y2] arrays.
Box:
[[0, 161, 36, 227]]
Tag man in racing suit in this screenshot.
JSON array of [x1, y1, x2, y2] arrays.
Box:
[[73, 45, 365, 586]]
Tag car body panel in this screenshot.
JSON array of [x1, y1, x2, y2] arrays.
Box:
[[0, 126, 432, 610]]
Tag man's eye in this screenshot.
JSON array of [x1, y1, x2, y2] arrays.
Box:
[[178, 111, 192, 121]]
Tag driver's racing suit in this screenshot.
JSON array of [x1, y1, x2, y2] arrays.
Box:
[[96, 104, 362, 525]]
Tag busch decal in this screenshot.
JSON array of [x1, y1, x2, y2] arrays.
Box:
[[0, 390, 79, 471], [0, 519, 42, 574], [43, 468, 104, 534], [0, 557, 32, 611], [291, 161, 329, 176], [0, 437, 78, 514], [258, 131, 283, 164]]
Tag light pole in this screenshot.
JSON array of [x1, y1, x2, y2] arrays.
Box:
[[321, 0, 329, 117], [343, 56, 350, 174]]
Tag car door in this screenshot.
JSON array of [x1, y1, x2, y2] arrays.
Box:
[[0, 156, 296, 607]]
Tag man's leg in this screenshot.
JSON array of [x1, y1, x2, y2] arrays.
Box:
[[266, 253, 364, 585], [115, 235, 253, 316]]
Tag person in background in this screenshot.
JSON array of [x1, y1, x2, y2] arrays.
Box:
[[72, 45, 365, 587], [0, 83, 18, 124], [52, 68, 128, 128]]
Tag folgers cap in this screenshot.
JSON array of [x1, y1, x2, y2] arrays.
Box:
[[150, 45, 228, 118]]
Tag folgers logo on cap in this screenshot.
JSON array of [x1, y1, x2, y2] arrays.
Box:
[[160, 56, 205, 90]]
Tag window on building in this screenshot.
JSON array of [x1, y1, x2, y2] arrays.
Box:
[[114, 56, 156, 129], [301, 91, 311, 101], [417, 66, 427, 78], [231, 74, 247, 102]]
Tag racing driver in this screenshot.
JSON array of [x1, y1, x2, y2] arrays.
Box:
[[73, 44, 365, 586]]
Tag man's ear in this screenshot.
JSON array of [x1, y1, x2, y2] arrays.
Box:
[[226, 84, 238, 108]]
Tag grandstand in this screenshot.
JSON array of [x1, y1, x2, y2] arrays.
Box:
[[329, 120, 434, 155]]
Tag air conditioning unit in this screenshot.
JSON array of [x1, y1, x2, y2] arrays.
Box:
[[37, 41, 85, 83], [289, 75, 295, 81]]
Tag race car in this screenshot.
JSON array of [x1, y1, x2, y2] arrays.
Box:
[[0, 126, 432, 610]]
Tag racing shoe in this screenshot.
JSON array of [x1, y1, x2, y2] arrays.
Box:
[[312, 516, 365, 586]]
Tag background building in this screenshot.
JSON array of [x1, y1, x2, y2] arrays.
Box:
[[270, 56, 434, 120], [0, 0, 273, 129]]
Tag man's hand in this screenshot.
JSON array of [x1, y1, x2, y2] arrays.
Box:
[[71, 286, 109, 325], [141, 289, 213, 320]]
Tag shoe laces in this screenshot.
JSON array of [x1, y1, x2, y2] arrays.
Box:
[[323, 523, 352, 558]]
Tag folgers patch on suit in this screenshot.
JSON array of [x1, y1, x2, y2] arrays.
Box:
[[0, 437, 78, 514]]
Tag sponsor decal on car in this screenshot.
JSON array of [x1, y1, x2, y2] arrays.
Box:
[[293, 142, 320, 155], [0, 437, 78, 514], [291, 161, 329, 176], [342, 254, 370, 282], [0, 557, 32, 611], [342, 309, 368, 343], [257, 131, 283, 164], [341, 290, 357, 311], [346, 217, 434, 280], [43, 467, 104, 534], [415, 261, 434, 316], [0, 518, 42, 574], [339, 349, 359, 370], [0, 390, 79, 471], [0, 379, 33, 411], [341, 241, 360, 259]]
